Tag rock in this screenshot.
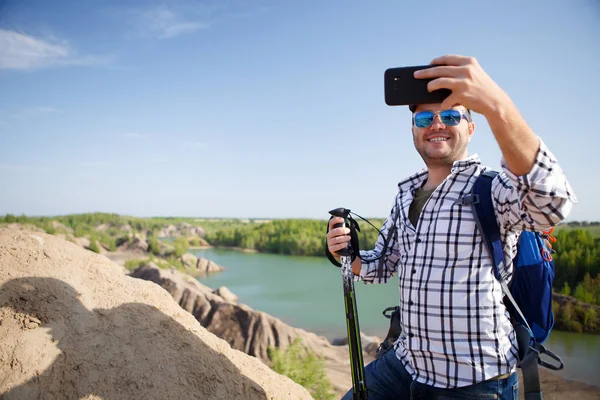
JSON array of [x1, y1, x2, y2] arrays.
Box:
[[159, 241, 175, 256], [197, 257, 224, 274], [130, 264, 360, 395], [117, 235, 149, 253], [165, 254, 224, 277], [214, 287, 238, 303], [157, 224, 178, 238], [181, 253, 198, 269], [188, 236, 210, 247], [189, 226, 205, 237], [130, 264, 335, 360], [157, 224, 206, 238], [0, 227, 311, 400]]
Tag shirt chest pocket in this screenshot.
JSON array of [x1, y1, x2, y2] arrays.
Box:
[[430, 202, 478, 260]]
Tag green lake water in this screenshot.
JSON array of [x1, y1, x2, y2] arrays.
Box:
[[192, 248, 600, 387]]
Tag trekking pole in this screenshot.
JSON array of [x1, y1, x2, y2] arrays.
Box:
[[329, 207, 368, 400]]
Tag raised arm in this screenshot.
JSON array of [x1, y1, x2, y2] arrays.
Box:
[[415, 55, 577, 229], [415, 55, 540, 176]]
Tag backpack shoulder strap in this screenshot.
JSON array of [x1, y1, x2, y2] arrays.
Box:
[[467, 170, 531, 329], [467, 170, 505, 280]]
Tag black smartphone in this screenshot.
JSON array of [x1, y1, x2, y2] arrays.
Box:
[[384, 65, 451, 107]]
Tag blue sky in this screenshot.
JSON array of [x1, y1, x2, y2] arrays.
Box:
[[1, 0, 599, 220]]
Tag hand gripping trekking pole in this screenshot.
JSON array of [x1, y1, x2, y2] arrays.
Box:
[[329, 207, 368, 400]]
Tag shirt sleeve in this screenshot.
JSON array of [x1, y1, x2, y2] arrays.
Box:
[[356, 200, 401, 284], [492, 137, 578, 232]]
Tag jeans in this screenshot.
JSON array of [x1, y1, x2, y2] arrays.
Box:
[[341, 349, 518, 400]]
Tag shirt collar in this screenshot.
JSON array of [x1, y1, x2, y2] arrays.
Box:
[[397, 153, 482, 192]]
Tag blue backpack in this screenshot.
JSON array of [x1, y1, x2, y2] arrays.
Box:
[[467, 171, 564, 400]]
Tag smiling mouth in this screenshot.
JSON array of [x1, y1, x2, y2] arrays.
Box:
[[428, 137, 449, 142]]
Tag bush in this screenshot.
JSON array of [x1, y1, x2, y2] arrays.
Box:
[[188, 237, 202, 247], [124, 258, 149, 272], [43, 223, 56, 235], [116, 236, 131, 247], [88, 240, 100, 254], [73, 225, 89, 238], [583, 307, 598, 332], [99, 234, 117, 252], [172, 237, 189, 257], [267, 338, 335, 400], [147, 234, 161, 256], [166, 256, 186, 272], [560, 282, 571, 296]]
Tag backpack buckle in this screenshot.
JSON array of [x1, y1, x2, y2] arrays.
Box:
[[535, 344, 565, 371], [459, 194, 479, 205]]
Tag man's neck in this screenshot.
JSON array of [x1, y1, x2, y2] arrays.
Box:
[[423, 166, 451, 191], [422, 152, 469, 190]]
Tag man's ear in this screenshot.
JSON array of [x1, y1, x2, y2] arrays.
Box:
[[468, 121, 475, 140]]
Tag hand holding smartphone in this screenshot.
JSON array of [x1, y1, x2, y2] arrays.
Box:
[[384, 65, 451, 107]]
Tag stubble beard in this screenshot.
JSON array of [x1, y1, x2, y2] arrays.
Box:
[[414, 132, 469, 169]]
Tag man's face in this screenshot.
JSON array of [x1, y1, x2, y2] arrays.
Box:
[[411, 103, 474, 168]]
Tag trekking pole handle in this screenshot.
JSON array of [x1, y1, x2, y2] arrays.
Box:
[[329, 208, 353, 257], [329, 207, 351, 219]]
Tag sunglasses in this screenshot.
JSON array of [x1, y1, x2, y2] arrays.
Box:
[[413, 109, 471, 128]]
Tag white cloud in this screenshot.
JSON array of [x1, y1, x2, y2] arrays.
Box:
[[0, 29, 112, 70], [125, 132, 144, 138], [134, 6, 208, 39], [127, 3, 269, 40]]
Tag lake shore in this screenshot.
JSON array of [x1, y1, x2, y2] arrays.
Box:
[[188, 245, 259, 253]]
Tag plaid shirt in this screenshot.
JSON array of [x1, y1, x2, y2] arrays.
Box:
[[358, 138, 577, 388]]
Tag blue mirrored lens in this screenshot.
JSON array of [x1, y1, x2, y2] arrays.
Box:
[[414, 112, 434, 128], [440, 110, 461, 126]]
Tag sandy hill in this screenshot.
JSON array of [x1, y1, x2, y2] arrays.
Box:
[[0, 228, 311, 400]]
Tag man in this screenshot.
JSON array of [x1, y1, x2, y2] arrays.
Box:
[[326, 55, 576, 399]]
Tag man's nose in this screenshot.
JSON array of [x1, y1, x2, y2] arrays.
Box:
[[429, 114, 445, 130]]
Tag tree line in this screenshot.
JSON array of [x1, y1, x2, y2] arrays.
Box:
[[203, 218, 384, 257]]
